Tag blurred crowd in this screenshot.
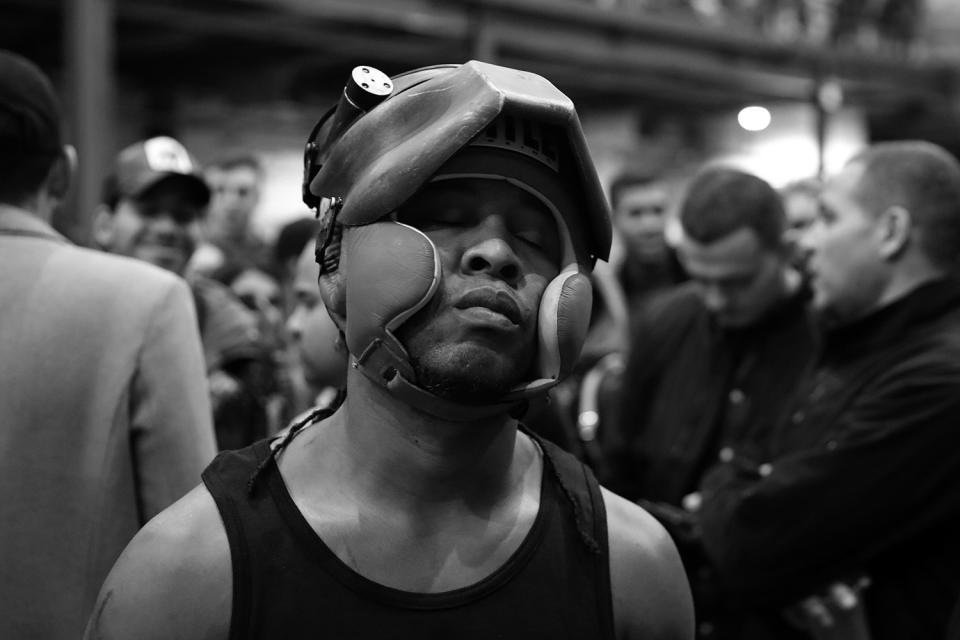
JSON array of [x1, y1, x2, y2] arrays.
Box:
[[4, 46, 960, 640], [100, 139, 348, 449]]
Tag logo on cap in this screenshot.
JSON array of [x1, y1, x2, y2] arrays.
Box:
[[143, 136, 194, 174]]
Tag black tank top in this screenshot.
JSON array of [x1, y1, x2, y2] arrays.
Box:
[[202, 428, 616, 639]]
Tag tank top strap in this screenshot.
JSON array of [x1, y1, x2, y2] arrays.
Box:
[[522, 425, 615, 639], [202, 439, 275, 639], [522, 424, 609, 556]]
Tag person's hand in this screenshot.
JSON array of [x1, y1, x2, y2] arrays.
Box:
[[785, 577, 872, 640]]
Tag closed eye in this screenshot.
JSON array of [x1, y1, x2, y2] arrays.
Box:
[[397, 203, 469, 229], [515, 231, 544, 249]]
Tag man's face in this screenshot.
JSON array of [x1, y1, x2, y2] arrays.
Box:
[[614, 183, 669, 264], [678, 227, 785, 328], [800, 162, 888, 326], [206, 165, 260, 240], [393, 178, 562, 402], [98, 179, 203, 275], [287, 245, 347, 390]]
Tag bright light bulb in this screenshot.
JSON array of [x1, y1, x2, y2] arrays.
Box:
[[738, 106, 771, 132]]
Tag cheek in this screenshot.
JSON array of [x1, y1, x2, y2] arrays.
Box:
[[111, 211, 143, 241], [822, 230, 869, 278], [519, 273, 551, 315], [302, 309, 339, 351]]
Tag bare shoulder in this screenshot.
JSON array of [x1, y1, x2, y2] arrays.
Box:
[[603, 488, 695, 640], [84, 485, 232, 640]]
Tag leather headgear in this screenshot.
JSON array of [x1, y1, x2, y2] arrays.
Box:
[[303, 61, 612, 420]]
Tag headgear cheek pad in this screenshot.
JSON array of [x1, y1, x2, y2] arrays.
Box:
[[340, 221, 440, 385]]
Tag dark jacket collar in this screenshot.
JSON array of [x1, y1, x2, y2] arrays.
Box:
[[716, 280, 812, 343], [823, 276, 960, 360]]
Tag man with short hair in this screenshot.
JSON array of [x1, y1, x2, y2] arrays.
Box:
[[206, 154, 264, 253], [86, 60, 693, 640], [189, 154, 271, 285], [0, 50, 215, 639], [285, 239, 348, 409], [94, 138, 271, 450], [695, 141, 960, 640], [609, 167, 817, 637], [611, 167, 815, 504], [608, 172, 684, 308]]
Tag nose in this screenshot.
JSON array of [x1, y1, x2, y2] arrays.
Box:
[[286, 306, 304, 341], [459, 219, 521, 286]]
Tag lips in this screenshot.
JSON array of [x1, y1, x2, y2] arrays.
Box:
[[454, 288, 523, 325]]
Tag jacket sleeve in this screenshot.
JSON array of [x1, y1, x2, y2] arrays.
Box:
[[130, 278, 217, 523], [697, 353, 960, 607], [607, 290, 697, 498], [606, 300, 663, 497]]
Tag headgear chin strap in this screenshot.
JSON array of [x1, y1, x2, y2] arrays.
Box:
[[305, 61, 611, 421]]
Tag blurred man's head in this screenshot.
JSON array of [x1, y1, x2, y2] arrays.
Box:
[[780, 177, 821, 244], [0, 50, 72, 218], [676, 167, 792, 328], [287, 241, 347, 391], [273, 217, 320, 287], [802, 141, 960, 326], [609, 174, 671, 265], [94, 136, 210, 275], [205, 155, 263, 242]]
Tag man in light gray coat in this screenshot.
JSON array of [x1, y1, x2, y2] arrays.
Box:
[[0, 50, 216, 639]]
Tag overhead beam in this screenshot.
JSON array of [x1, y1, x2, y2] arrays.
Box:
[[117, 3, 459, 64], [465, 0, 951, 84]]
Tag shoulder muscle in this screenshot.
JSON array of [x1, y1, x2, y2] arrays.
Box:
[[84, 485, 232, 640], [604, 488, 694, 640]]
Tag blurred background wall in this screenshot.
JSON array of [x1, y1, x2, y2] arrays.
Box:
[[3, 0, 959, 245]]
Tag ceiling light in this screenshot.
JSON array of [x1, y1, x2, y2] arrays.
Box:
[[738, 106, 771, 132]]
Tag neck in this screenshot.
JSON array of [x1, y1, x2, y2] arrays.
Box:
[[313, 368, 527, 506]]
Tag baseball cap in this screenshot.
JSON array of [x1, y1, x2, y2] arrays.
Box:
[[102, 136, 210, 207], [0, 49, 62, 156]]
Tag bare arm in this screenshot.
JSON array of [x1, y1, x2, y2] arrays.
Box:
[[84, 486, 232, 640], [605, 488, 695, 640]]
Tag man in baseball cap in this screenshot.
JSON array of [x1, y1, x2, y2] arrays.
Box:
[[94, 136, 210, 275], [95, 136, 273, 452]]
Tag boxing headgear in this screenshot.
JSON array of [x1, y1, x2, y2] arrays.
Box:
[[303, 61, 611, 420]]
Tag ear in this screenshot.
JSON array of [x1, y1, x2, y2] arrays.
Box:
[[878, 205, 911, 260], [317, 269, 347, 335], [45, 144, 76, 201], [91, 204, 116, 250]]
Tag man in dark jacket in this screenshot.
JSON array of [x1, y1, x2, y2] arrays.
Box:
[[696, 141, 960, 640], [609, 167, 817, 638], [610, 168, 816, 505]]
